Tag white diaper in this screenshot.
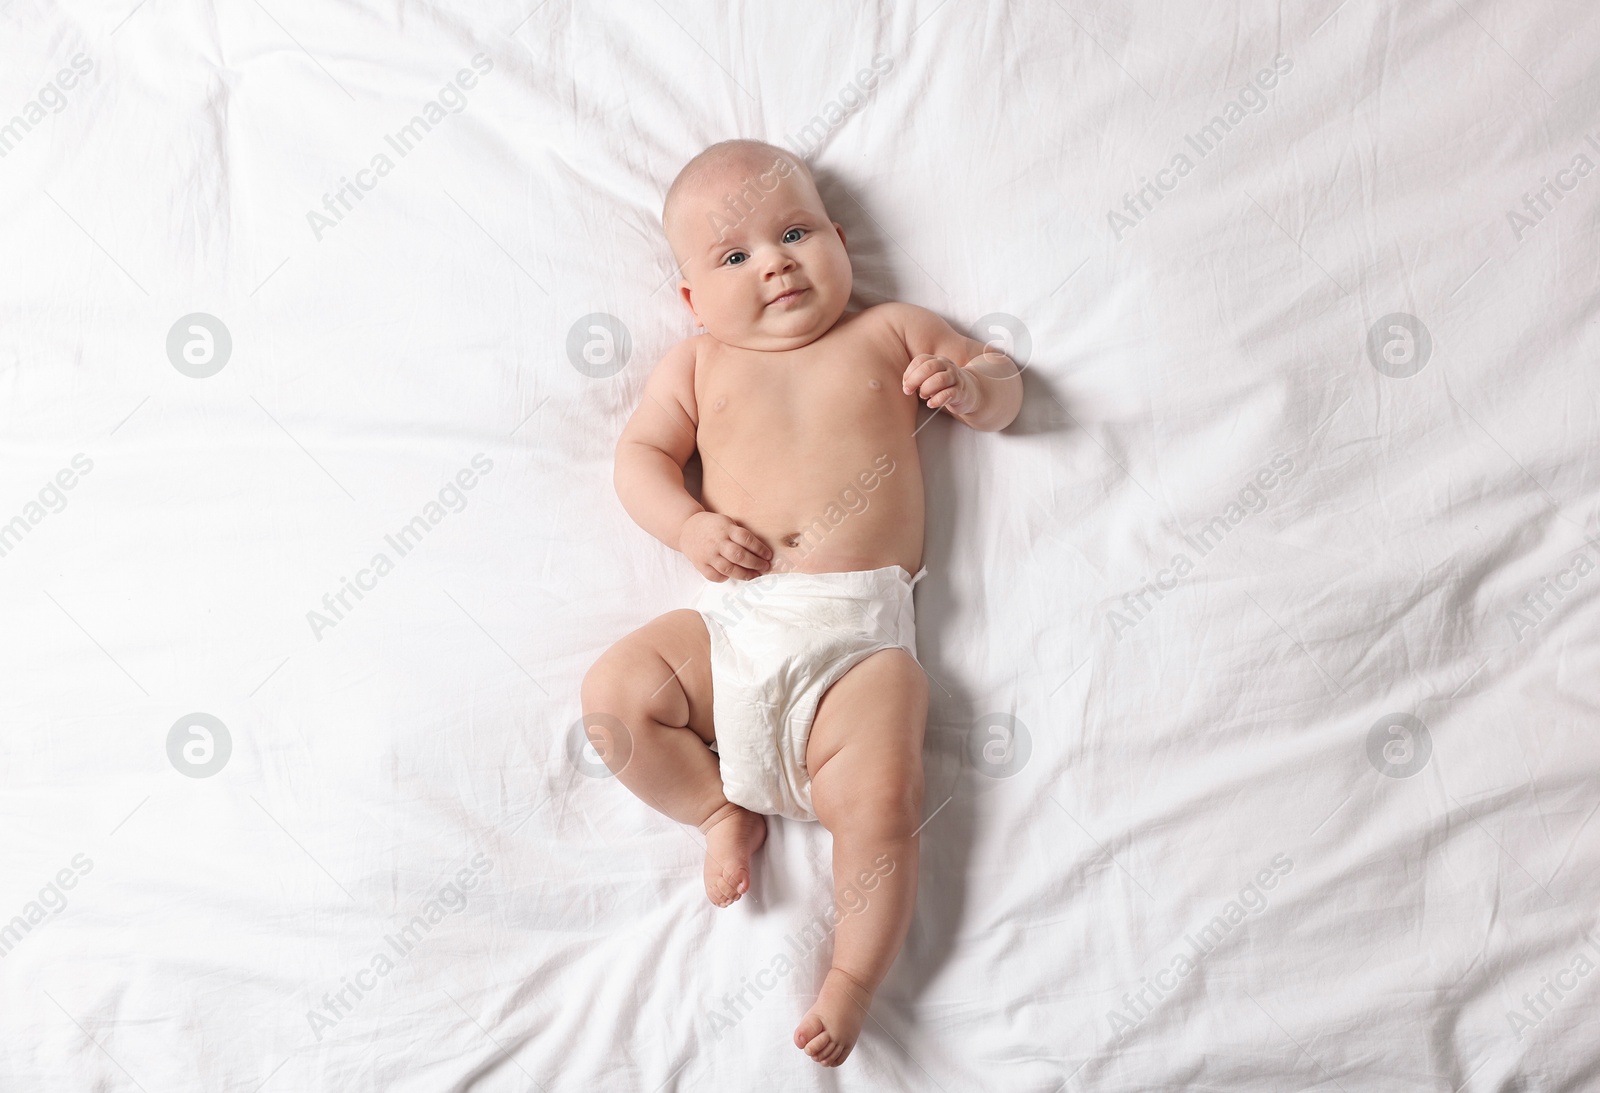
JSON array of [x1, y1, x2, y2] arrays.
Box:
[[693, 564, 927, 822]]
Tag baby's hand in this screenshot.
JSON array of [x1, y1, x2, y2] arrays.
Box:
[[903, 354, 979, 414], [678, 511, 773, 582]]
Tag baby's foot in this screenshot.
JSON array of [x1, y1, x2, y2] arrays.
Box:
[[794, 967, 872, 1067], [700, 805, 766, 907]]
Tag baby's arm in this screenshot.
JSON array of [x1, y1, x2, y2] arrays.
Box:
[[614, 339, 773, 581], [885, 303, 1023, 432]]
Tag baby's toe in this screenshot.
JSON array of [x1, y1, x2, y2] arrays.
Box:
[[794, 1015, 826, 1052], [705, 863, 744, 907]]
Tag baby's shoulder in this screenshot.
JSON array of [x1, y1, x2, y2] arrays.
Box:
[[869, 299, 943, 322], [854, 300, 928, 334], [679, 333, 732, 411], [637, 333, 710, 420], [848, 301, 932, 349], [859, 300, 920, 322], [654, 332, 714, 376]]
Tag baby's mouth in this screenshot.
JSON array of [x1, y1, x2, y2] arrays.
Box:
[[766, 287, 808, 308]]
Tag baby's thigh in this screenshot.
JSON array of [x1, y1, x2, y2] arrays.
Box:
[[806, 649, 928, 820], [583, 608, 715, 744]]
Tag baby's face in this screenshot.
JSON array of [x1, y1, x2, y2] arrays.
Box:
[[669, 166, 852, 351]]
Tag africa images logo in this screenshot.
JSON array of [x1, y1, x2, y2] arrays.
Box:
[[1106, 53, 1293, 241], [305, 54, 494, 241]]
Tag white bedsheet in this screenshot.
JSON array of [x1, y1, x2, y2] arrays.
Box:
[[4, 1, 1599, 1089]]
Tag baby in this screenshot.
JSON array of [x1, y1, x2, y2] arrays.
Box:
[[581, 139, 1021, 1066]]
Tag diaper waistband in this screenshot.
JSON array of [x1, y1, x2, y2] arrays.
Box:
[[694, 563, 924, 648], [702, 563, 924, 598], [758, 563, 923, 586]]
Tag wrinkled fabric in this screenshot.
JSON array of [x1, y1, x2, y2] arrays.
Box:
[[3, 1, 1599, 1091]]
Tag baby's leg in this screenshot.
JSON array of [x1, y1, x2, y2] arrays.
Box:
[[796, 648, 928, 1067], [581, 608, 765, 906]]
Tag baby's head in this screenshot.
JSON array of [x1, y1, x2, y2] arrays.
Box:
[[662, 139, 852, 351]]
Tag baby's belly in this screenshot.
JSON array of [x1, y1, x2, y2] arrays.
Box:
[[700, 439, 925, 576]]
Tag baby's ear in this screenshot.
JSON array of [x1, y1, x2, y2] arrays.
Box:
[[677, 280, 700, 321], [832, 221, 847, 249]]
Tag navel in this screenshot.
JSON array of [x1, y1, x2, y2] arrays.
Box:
[[868, 379, 881, 390], [714, 397, 726, 411], [783, 533, 801, 548]]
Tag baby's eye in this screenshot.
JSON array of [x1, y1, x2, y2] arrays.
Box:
[[723, 251, 748, 266], [783, 228, 806, 244]]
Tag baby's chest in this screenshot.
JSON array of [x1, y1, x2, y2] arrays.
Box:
[[698, 353, 907, 441]]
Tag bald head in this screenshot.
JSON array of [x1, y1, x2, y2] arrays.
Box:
[[661, 139, 822, 264]]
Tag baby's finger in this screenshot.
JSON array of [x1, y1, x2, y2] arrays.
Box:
[[712, 555, 761, 581], [729, 525, 773, 559], [901, 356, 939, 393], [720, 541, 770, 571], [917, 371, 956, 400]]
